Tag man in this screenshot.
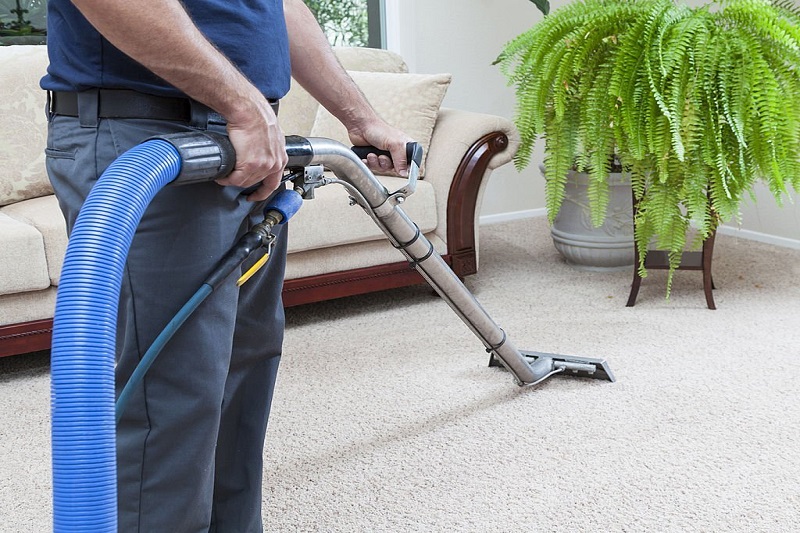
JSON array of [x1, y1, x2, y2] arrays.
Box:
[[42, 0, 411, 530]]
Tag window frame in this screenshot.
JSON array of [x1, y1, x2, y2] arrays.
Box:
[[366, 0, 385, 49]]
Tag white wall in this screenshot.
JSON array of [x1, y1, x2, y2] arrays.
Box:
[[385, 0, 549, 218], [385, 0, 800, 246]]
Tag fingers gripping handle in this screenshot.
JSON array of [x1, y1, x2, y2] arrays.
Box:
[[351, 142, 424, 170], [148, 132, 303, 219], [152, 132, 316, 185], [352, 142, 423, 199]]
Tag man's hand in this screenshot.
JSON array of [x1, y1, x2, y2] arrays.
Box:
[[216, 98, 288, 202], [348, 120, 414, 177]]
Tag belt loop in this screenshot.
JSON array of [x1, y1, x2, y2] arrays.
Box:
[[189, 100, 209, 129], [207, 111, 227, 127], [77, 89, 99, 128], [45, 91, 53, 121]]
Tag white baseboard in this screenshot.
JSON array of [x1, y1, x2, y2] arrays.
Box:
[[479, 208, 547, 225], [717, 224, 800, 250], [478, 210, 800, 250]]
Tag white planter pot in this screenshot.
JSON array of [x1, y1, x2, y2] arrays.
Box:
[[542, 166, 635, 271]]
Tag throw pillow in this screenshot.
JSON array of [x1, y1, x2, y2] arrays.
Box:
[[309, 70, 452, 175], [0, 46, 52, 206]]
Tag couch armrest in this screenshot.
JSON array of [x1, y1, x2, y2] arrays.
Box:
[[423, 107, 520, 271]]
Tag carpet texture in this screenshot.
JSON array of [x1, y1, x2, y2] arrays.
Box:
[[2, 216, 799, 532]]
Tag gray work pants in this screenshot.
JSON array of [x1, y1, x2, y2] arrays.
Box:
[[46, 112, 286, 532]]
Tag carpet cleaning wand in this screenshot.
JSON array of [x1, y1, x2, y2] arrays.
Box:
[[51, 131, 614, 532], [288, 136, 616, 387]]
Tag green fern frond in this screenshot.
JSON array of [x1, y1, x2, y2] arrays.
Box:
[[497, 0, 800, 291], [543, 108, 575, 223], [612, 10, 651, 160], [643, 1, 678, 121]]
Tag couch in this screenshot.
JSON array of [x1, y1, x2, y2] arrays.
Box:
[[0, 44, 519, 357]]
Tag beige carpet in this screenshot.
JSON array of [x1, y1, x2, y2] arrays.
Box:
[[2, 216, 799, 532]]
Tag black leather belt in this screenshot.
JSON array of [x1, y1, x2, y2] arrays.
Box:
[[49, 89, 279, 125]]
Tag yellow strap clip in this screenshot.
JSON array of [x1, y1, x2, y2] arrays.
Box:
[[237, 252, 270, 287]]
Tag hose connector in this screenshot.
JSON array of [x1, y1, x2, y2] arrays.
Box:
[[264, 189, 304, 225], [149, 131, 236, 184], [286, 135, 314, 168]]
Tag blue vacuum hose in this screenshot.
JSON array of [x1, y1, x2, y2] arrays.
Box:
[[50, 132, 235, 532]]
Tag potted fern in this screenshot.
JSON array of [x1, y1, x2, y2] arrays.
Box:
[[497, 0, 800, 288]]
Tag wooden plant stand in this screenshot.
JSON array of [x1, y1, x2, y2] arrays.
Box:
[[626, 231, 717, 309], [626, 195, 717, 309]]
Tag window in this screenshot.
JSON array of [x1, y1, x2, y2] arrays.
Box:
[[0, 0, 47, 45], [304, 0, 385, 48], [0, 1, 385, 48]]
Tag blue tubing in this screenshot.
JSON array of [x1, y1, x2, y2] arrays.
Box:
[[115, 283, 213, 423], [50, 140, 182, 533], [115, 189, 303, 422]]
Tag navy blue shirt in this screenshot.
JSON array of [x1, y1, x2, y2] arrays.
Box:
[[40, 0, 292, 101]]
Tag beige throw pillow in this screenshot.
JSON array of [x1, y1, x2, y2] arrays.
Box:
[[309, 70, 452, 175]]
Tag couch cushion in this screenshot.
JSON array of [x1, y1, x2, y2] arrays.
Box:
[[0, 212, 50, 295], [287, 174, 438, 254], [309, 71, 451, 174], [1, 196, 67, 286], [0, 45, 51, 207], [0, 287, 58, 327], [285, 232, 447, 281]]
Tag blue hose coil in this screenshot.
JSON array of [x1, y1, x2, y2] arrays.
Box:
[[50, 140, 182, 532]]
